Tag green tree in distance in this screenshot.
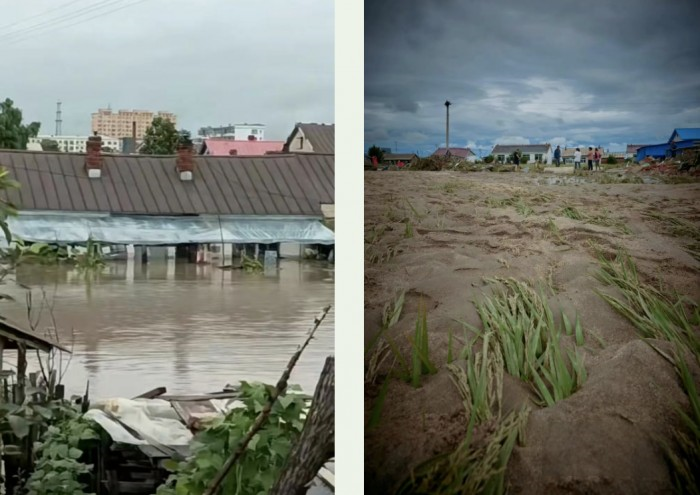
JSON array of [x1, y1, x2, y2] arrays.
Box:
[[368, 145, 384, 164], [0, 98, 40, 150], [40, 139, 61, 152], [141, 116, 189, 155]]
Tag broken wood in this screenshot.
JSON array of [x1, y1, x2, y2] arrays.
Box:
[[202, 305, 332, 495], [269, 356, 335, 495], [132, 386, 167, 400]]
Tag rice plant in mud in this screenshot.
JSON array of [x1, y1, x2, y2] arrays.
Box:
[[665, 350, 700, 495], [448, 332, 504, 423], [561, 205, 585, 220], [643, 211, 700, 262], [458, 278, 587, 406], [394, 408, 530, 495], [594, 249, 700, 357], [409, 306, 437, 388]]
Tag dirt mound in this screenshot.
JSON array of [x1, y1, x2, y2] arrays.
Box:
[[364, 368, 466, 494], [507, 339, 687, 495]]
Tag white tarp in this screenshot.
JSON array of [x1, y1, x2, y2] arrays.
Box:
[[6, 213, 335, 246], [85, 398, 193, 446]]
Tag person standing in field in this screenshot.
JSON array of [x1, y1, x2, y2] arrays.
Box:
[[574, 147, 582, 170], [587, 147, 594, 171], [594, 147, 601, 171], [554, 145, 562, 167], [513, 149, 521, 168]]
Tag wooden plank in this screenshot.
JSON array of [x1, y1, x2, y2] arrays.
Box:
[[132, 387, 167, 400]]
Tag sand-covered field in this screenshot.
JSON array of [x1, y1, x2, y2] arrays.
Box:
[[364, 169, 700, 494]]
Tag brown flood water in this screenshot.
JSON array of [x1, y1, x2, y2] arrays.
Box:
[[1, 259, 334, 399]]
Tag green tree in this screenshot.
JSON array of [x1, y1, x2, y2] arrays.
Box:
[[40, 139, 61, 152], [483, 154, 494, 163], [140, 117, 182, 154], [0, 98, 40, 150], [368, 145, 384, 164]]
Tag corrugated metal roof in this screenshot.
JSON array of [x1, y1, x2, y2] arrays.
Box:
[[432, 147, 475, 158], [284, 123, 334, 154], [492, 144, 552, 154], [0, 150, 334, 217], [202, 139, 284, 156], [671, 128, 700, 141]]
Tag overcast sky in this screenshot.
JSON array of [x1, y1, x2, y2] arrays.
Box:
[[1, 0, 333, 140], [365, 0, 700, 155]]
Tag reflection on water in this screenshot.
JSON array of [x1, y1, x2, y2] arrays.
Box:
[[0, 259, 334, 399]]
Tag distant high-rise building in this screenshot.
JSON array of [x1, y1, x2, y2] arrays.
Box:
[[91, 109, 177, 140], [197, 123, 265, 141]]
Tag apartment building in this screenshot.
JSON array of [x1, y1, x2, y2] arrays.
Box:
[[197, 123, 265, 141], [29, 135, 121, 153], [91, 109, 177, 140]]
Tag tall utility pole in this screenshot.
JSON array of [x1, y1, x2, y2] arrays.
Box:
[[55, 101, 62, 136], [444, 100, 451, 154]]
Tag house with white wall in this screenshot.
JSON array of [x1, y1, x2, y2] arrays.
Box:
[[491, 144, 553, 164]]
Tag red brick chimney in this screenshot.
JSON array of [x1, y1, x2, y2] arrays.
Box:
[[176, 143, 194, 181], [85, 134, 103, 178]]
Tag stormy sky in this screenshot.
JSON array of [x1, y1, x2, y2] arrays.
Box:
[[1, 0, 333, 140], [365, 0, 700, 155]]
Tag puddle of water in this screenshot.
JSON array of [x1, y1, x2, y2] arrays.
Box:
[[0, 259, 334, 399]]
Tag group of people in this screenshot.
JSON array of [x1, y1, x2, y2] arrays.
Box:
[[515, 145, 603, 171], [575, 146, 602, 171], [554, 145, 603, 171]]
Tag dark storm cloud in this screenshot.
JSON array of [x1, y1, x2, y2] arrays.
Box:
[[1, 0, 333, 140], [365, 0, 700, 153]]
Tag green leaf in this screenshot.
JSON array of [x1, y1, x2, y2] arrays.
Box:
[[162, 458, 180, 472], [32, 404, 54, 420], [277, 394, 295, 409], [68, 447, 82, 459], [8, 414, 29, 438], [248, 433, 260, 451]]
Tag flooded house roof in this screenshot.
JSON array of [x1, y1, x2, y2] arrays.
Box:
[[283, 123, 335, 154], [0, 316, 71, 353], [0, 150, 334, 217]]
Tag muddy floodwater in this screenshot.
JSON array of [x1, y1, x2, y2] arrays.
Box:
[[1, 259, 334, 399]]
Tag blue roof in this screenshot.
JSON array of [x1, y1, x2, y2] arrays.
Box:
[[670, 128, 700, 142]]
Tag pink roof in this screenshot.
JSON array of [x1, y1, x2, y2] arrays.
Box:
[[203, 139, 285, 156]]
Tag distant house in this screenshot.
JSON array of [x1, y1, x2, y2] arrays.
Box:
[[432, 147, 477, 163], [383, 153, 419, 167], [491, 144, 552, 165], [283, 123, 334, 154], [636, 143, 669, 161], [625, 144, 648, 160], [635, 128, 700, 162], [200, 139, 284, 156]]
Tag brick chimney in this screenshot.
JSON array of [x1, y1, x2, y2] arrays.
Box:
[[85, 134, 103, 178], [176, 143, 194, 181]]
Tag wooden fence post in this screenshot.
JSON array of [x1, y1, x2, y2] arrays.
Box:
[[269, 355, 335, 495]]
